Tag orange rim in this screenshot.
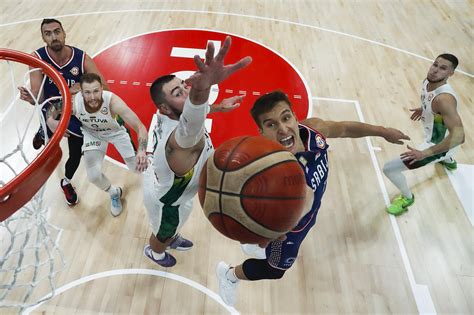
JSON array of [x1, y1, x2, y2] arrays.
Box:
[[0, 48, 71, 221]]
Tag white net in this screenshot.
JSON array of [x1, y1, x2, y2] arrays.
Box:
[[0, 54, 65, 313]]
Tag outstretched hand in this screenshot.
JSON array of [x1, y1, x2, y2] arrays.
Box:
[[18, 86, 35, 105], [383, 127, 410, 144], [210, 95, 244, 113], [400, 145, 426, 164], [185, 36, 252, 94]]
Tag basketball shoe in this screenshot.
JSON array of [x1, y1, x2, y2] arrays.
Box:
[[167, 234, 193, 251], [110, 187, 123, 216], [216, 262, 239, 307], [439, 157, 457, 171], [241, 244, 266, 259], [387, 194, 415, 215], [143, 245, 176, 267], [32, 129, 45, 150], [61, 179, 78, 206]]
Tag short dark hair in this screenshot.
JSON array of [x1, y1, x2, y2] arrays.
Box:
[[437, 53, 459, 70], [150, 74, 175, 108], [41, 18, 63, 32], [80, 72, 102, 87], [250, 90, 292, 128]]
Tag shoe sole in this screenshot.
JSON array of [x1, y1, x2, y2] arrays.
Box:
[[167, 246, 193, 251]]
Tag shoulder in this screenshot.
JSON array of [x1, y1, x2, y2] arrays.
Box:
[[433, 92, 457, 113], [300, 117, 328, 136]]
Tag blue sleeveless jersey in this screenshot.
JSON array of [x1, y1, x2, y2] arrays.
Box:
[[35, 46, 85, 136], [293, 123, 329, 231]]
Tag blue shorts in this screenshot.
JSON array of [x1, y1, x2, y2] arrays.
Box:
[[265, 209, 318, 270]]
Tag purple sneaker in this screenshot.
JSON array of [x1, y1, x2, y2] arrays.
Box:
[[143, 245, 176, 267], [167, 234, 193, 251]]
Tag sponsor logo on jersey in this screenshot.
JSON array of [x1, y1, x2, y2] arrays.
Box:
[[100, 106, 108, 115], [70, 66, 80, 76], [428, 93, 434, 101]]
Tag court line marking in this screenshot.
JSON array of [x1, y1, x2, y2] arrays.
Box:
[[0, 9, 471, 78], [314, 96, 436, 314], [23, 268, 239, 315]]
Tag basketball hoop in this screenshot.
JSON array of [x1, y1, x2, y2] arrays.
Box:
[[0, 48, 71, 222], [0, 49, 69, 313]]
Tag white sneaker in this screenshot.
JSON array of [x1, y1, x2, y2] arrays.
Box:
[[110, 187, 123, 216], [241, 243, 266, 259], [216, 262, 238, 307]]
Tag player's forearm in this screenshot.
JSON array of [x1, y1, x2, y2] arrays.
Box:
[[423, 128, 465, 157], [339, 121, 388, 138], [174, 97, 210, 148], [137, 125, 148, 153]]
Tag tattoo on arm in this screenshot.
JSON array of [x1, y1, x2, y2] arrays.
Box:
[[138, 137, 148, 152]]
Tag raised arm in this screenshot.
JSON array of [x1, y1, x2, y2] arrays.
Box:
[[18, 52, 45, 105], [110, 94, 148, 172], [303, 117, 410, 144]]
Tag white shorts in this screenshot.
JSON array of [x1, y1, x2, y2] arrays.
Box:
[[82, 128, 135, 159], [143, 165, 193, 238]]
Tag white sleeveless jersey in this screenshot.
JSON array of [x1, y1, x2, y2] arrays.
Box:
[[148, 113, 214, 206], [420, 79, 457, 145], [74, 91, 124, 137]]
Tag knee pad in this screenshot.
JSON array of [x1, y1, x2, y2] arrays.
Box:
[[242, 258, 286, 280]]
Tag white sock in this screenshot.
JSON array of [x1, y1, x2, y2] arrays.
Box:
[[383, 158, 413, 199], [151, 250, 165, 260], [62, 177, 71, 186], [226, 267, 239, 283]]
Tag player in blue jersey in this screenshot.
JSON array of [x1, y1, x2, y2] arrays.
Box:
[[18, 18, 108, 206], [216, 91, 410, 307]]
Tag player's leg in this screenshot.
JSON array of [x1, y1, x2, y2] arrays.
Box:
[[82, 132, 123, 216], [143, 183, 194, 268], [217, 217, 314, 306], [60, 134, 82, 206], [383, 142, 452, 215], [142, 167, 177, 268], [383, 157, 415, 215]]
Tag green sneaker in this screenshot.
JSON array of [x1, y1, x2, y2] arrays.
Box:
[[387, 194, 415, 215], [439, 159, 457, 171]]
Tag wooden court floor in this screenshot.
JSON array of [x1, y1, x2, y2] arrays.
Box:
[[0, 1, 472, 314]]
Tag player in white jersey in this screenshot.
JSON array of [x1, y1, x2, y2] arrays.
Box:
[[143, 36, 252, 267], [383, 54, 465, 215], [71, 73, 148, 216]]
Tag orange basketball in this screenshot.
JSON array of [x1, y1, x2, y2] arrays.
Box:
[[198, 136, 307, 244]]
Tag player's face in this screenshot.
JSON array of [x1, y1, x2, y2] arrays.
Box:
[[161, 77, 190, 117], [427, 57, 454, 84], [258, 101, 304, 154], [41, 22, 66, 52], [81, 80, 103, 112]]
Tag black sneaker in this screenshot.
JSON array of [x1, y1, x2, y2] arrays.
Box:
[[32, 131, 45, 150], [61, 179, 78, 206]]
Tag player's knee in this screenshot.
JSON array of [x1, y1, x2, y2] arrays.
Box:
[[242, 258, 286, 280], [86, 168, 102, 184]]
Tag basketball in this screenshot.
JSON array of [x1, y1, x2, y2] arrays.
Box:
[[198, 136, 307, 244]]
